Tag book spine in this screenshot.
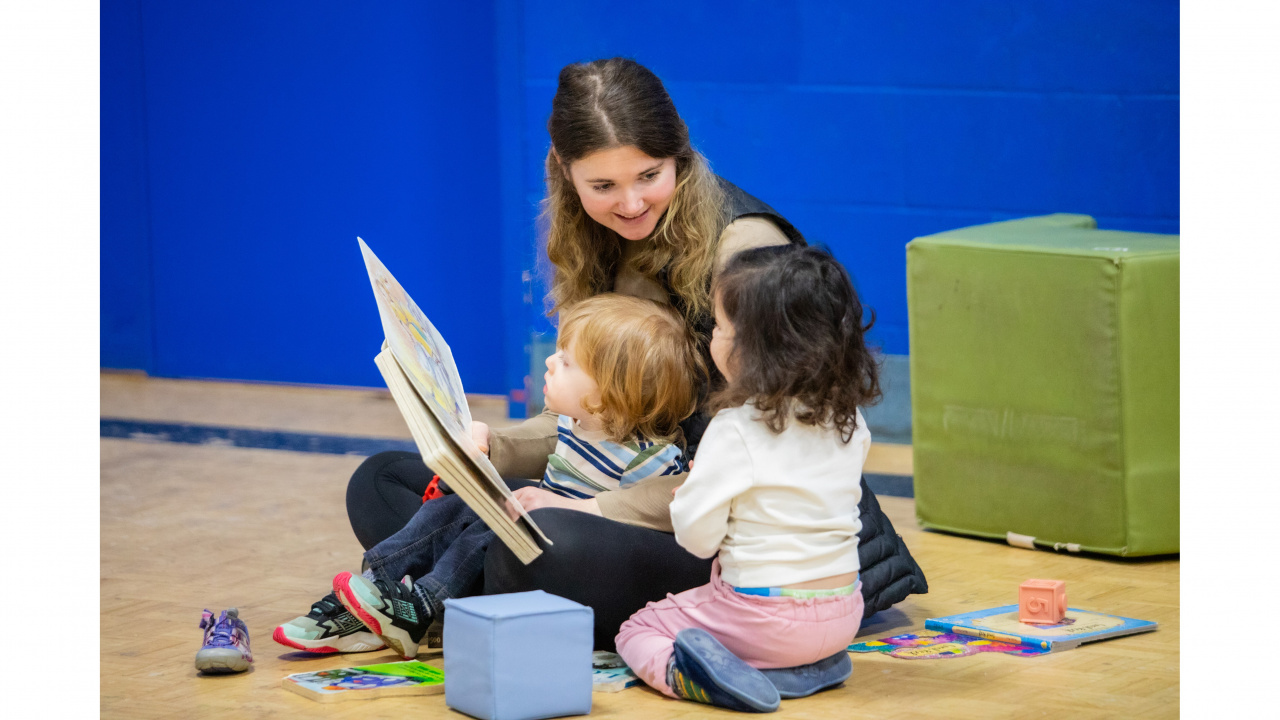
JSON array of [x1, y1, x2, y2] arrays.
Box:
[[923, 620, 1051, 650]]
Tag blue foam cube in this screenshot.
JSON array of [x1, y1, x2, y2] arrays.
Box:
[[443, 591, 593, 720]]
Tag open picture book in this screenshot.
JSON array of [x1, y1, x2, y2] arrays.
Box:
[[924, 605, 1157, 652], [358, 238, 551, 563], [283, 660, 445, 703]]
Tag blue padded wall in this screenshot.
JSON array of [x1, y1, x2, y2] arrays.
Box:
[[101, 0, 154, 372], [102, 1, 1178, 411], [516, 0, 1179, 355], [101, 0, 505, 392]]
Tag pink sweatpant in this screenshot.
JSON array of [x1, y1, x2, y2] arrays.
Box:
[[615, 560, 864, 698]]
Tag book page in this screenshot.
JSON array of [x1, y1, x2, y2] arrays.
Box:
[[376, 347, 550, 554], [431, 393, 549, 543], [358, 237, 549, 561], [283, 660, 444, 703], [359, 238, 473, 438], [972, 609, 1128, 638]]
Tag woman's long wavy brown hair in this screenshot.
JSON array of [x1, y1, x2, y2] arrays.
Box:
[[542, 58, 728, 327], [709, 245, 882, 442]]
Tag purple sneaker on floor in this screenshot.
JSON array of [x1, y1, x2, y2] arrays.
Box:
[[196, 608, 254, 674]]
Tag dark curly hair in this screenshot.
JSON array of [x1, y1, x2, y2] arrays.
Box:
[[709, 244, 881, 442]]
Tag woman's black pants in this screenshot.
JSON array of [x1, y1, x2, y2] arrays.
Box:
[[346, 451, 714, 650]]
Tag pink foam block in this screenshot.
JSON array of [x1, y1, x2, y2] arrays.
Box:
[[1019, 579, 1066, 624]]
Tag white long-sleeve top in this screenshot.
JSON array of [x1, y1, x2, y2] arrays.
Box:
[[670, 404, 869, 588]]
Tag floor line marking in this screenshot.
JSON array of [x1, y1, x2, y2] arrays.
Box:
[[100, 417, 916, 497]]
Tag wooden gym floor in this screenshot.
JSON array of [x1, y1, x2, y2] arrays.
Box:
[[100, 371, 1179, 719]]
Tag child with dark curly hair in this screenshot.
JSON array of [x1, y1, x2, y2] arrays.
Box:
[[615, 244, 882, 713]]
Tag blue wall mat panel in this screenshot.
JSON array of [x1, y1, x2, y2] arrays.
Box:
[[134, 1, 505, 392], [522, 0, 805, 85], [102, 1, 1178, 397], [511, 2, 1176, 360], [665, 87, 1174, 220], [1088, 215, 1181, 236], [793, 2, 1179, 93], [521, 191, 557, 337], [101, 0, 154, 371], [517, 75, 556, 344], [899, 94, 1178, 219], [520, 81, 555, 200], [495, 0, 535, 415], [674, 85, 909, 207], [522, 1, 1178, 94]]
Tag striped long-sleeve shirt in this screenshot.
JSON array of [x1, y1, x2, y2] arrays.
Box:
[[540, 415, 688, 499]]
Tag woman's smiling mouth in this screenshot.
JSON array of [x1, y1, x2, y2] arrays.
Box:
[[615, 208, 649, 225]]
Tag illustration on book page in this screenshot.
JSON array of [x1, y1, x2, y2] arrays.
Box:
[[359, 238, 471, 436]]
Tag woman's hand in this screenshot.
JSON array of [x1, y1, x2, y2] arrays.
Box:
[[470, 421, 491, 456], [505, 486, 602, 521]]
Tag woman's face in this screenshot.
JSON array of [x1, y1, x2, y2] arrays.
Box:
[[566, 145, 677, 241]]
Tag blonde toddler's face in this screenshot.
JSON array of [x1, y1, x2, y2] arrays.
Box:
[[543, 342, 601, 424]]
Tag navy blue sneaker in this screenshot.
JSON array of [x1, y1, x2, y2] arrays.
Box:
[[667, 629, 780, 713], [759, 650, 852, 698]]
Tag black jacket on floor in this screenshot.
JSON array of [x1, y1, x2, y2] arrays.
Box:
[[855, 476, 928, 617]]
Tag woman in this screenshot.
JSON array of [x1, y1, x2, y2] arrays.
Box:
[[283, 59, 925, 673]]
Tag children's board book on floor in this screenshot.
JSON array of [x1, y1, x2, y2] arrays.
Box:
[[924, 605, 1157, 652], [359, 237, 550, 563], [591, 651, 641, 692], [282, 660, 445, 703], [848, 630, 1050, 659], [593, 666, 641, 693]]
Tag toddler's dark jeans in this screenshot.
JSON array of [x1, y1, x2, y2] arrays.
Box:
[[346, 451, 714, 650]]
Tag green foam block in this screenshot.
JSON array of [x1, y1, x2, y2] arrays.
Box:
[[907, 214, 1178, 556]]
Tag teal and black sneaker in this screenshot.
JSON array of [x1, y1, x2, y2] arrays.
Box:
[[333, 572, 433, 660], [272, 592, 386, 654]]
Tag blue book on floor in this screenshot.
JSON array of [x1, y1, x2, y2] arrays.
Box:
[[593, 666, 641, 693], [924, 605, 1156, 652], [592, 650, 640, 692]]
